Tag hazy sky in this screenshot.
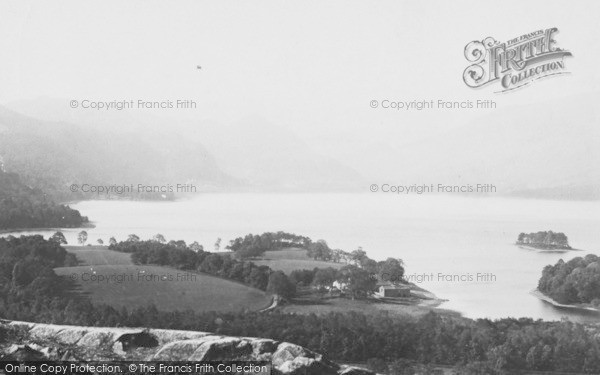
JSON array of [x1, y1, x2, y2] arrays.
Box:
[[1, 0, 599, 149]]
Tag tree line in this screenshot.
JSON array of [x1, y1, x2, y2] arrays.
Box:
[[226, 231, 311, 258], [109, 239, 296, 299]]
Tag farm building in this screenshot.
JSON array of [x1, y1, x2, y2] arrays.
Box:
[[375, 285, 411, 298]]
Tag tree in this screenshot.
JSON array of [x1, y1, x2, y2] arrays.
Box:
[[153, 234, 166, 244], [97, 239, 104, 245], [190, 241, 204, 252], [378, 258, 405, 284], [50, 231, 67, 245], [361, 258, 378, 274], [199, 254, 224, 274], [544, 231, 554, 246], [168, 240, 187, 249], [235, 244, 266, 259], [331, 249, 347, 263], [290, 269, 316, 286], [11, 260, 54, 287], [555, 232, 569, 248], [266, 271, 296, 300], [77, 231, 88, 246], [307, 240, 332, 261], [337, 265, 377, 299], [127, 234, 140, 242], [214, 238, 222, 251], [109, 237, 117, 246], [312, 267, 338, 289], [351, 247, 368, 266], [248, 266, 270, 290]]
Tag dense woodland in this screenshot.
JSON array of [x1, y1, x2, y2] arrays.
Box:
[[0, 235, 76, 298], [517, 231, 571, 249], [538, 254, 600, 306], [1, 236, 599, 373], [0, 171, 88, 230]]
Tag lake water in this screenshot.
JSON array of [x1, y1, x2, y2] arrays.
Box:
[[5, 194, 600, 322]]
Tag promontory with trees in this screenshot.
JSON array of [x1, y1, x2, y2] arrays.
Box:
[[516, 230, 572, 250], [0, 170, 88, 230], [109, 231, 406, 301], [538, 254, 600, 308]]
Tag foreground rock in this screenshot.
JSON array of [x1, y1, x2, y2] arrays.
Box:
[[0, 320, 375, 375]]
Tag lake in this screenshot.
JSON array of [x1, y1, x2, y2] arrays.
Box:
[[5, 193, 600, 322]]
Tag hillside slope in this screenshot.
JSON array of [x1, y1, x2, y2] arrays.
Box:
[[187, 116, 366, 192], [0, 105, 236, 201], [0, 170, 88, 230], [57, 246, 272, 313], [6, 99, 366, 193]]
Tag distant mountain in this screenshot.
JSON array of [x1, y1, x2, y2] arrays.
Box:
[[7, 94, 596, 199], [183, 116, 366, 192], [5, 99, 366, 193], [356, 93, 600, 200], [0, 105, 236, 201]]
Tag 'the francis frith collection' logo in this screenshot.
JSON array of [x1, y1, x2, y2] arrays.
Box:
[[463, 28, 572, 92]]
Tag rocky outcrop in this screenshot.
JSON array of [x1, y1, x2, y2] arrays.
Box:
[[0, 320, 375, 375]]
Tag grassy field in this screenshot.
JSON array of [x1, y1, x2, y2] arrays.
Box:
[[57, 246, 272, 313], [65, 246, 133, 266], [280, 290, 457, 319], [59, 246, 447, 317], [250, 248, 344, 274]]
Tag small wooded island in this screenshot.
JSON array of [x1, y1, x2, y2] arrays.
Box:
[[516, 230, 571, 250]]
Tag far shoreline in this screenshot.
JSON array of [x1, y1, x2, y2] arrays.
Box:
[[516, 244, 582, 252], [0, 222, 96, 235]]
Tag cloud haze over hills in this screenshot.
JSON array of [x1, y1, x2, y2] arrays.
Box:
[[1, 100, 366, 194], [0, 104, 235, 199], [4, 93, 598, 199], [2, 0, 599, 199], [335, 93, 600, 200]]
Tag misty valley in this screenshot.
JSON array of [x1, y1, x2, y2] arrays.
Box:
[[1, 3, 600, 373]]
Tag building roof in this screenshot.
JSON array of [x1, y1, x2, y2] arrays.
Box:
[[379, 284, 410, 290]]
